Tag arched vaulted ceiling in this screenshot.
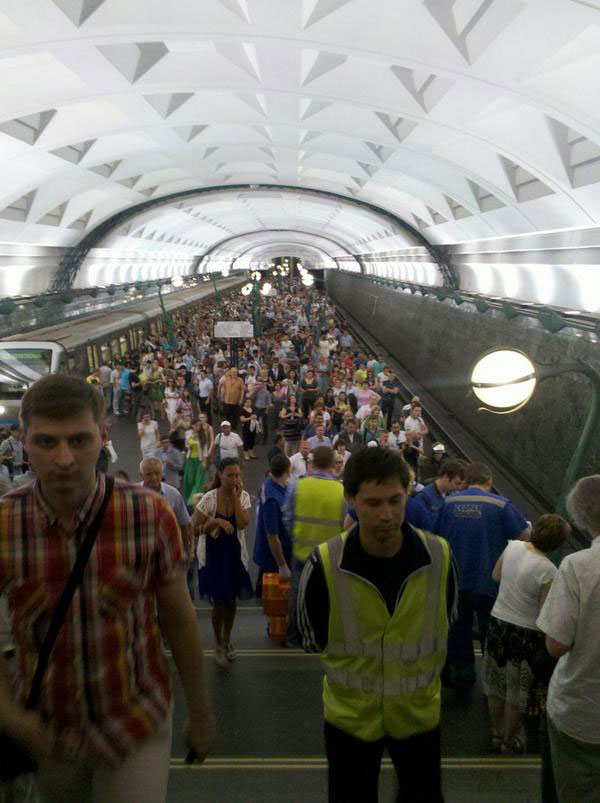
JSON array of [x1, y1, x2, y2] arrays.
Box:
[[0, 0, 600, 296]]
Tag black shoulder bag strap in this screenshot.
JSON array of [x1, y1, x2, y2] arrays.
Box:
[[25, 475, 115, 711]]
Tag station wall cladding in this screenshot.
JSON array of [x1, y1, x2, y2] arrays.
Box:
[[326, 271, 600, 508]]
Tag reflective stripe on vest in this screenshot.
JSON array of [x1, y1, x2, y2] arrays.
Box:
[[319, 528, 450, 741], [292, 476, 345, 562]]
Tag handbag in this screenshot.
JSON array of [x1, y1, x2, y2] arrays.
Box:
[[0, 476, 115, 783]]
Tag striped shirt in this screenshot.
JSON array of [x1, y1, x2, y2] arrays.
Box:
[[0, 474, 185, 764]]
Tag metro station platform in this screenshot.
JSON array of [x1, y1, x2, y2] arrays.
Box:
[[111, 415, 542, 803]]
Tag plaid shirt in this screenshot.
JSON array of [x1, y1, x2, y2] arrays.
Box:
[[0, 474, 185, 764]]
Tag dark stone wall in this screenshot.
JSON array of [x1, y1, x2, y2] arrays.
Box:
[[326, 271, 600, 507]]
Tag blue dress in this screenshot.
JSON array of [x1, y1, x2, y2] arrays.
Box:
[[198, 510, 253, 606]]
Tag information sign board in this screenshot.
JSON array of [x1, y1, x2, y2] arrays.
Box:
[[213, 321, 254, 338]]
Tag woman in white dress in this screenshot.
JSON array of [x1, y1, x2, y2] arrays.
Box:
[[163, 379, 179, 426], [137, 411, 159, 457]]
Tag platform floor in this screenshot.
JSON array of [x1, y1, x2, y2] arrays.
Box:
[[111, 413, 542, 803]]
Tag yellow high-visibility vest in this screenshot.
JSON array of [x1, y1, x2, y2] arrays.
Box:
[[292, 476, 345, 562], [319, 528, 450, 741]]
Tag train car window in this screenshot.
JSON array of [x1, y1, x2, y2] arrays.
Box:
[[86, 346, 94, 373], [129, 328, 137, 350], [119, 335, 127, 356], [67, 356, 76, 373], [93, 346, 100, 368], [111, 338, 119, 358], [101, 344, 111, 364]]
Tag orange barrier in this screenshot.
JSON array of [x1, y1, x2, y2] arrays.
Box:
[[262, 573, 291, 641]]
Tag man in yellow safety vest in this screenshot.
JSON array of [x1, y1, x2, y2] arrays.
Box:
[[283, 445, 345, 646], [298, 446, 457, 803]]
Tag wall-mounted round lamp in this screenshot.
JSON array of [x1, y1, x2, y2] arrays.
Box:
[[260, 282, 272, 296], [471, 346, 600, 518], [301, 274, 314, 287], [471, 348, 536, 413], [171, 275, 184, 288], [241, 283, 253, 296]]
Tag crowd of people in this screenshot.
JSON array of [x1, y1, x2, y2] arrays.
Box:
[[0, 275, 598, 803]]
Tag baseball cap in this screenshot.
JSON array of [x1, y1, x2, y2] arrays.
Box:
[[221, 420, 231, 427], [432, 442, 446, 452], [366, 441, 378, 448]]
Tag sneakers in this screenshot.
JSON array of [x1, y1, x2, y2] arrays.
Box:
[[225, 643, 237, 661], [214, 645, 228, 668]]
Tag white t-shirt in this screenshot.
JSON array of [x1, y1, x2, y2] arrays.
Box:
[[492, 540, 556, 630], [356, 404, 376, 423], [388, 431, 406, 450], [537, 538, 600, 744], [197, 378, 213, 398], [289, 451, 309, 479], [404, 415, 425, 446], [216, 432, 243, 460], [404, 415, 425, 434]]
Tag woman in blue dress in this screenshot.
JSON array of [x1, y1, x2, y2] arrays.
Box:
[[193, 458, 253, 667]]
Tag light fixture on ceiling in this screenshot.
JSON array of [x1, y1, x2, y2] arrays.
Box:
[[171, 275, 184, 288]]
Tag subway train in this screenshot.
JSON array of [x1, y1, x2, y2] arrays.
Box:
[[0, 275, 245, 426]]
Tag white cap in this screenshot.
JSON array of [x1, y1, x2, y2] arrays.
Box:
[[366, 441, 378, 448], [432, 442, 446, 453], [221, 420, 231, 427]]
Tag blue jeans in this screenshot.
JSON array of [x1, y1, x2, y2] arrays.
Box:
[[113, 387, 123, 414], [254, 407, 269, 443], [446, 590, 494, 688]]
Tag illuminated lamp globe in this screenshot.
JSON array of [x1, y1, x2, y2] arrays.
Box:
[[251, 271, 261, 281], [171, 275, 184, 288], [241, 284, 253, 296], [301, 274, 314, 287], [260, 282, 272, 296], [471, 349, 537, 413]]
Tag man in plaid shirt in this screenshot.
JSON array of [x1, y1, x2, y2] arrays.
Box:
[[0, 374, 216, 802]]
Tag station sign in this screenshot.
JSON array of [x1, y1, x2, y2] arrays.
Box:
[[213, 321, 254, 338]]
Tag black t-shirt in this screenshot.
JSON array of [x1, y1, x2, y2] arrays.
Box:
[[380, 378, 400, 403], [267, 445, 284, 463], [129, 371, 142, 394], [301, 379, 319, 399], [403, 446, 420, 472], [300, 524, 456, 651]]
